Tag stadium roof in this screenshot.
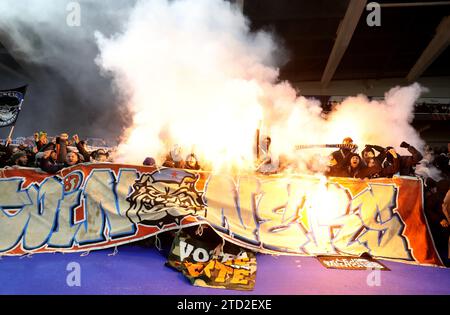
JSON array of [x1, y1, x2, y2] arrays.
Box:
[[0, 0, 449, 86], [243, 0, 450, 84]]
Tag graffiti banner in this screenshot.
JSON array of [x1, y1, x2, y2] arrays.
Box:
[[0, 164, 443, 266]]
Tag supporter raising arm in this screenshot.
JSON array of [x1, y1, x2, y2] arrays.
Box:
[[362, 144, 387, 166], [39, 149, 64, 174], [73, 134, 91, 162], [34, 131, 48, 151], [56, 133, 69, 163], [398, 141, 424, 176], [381, 148, 400, 177]]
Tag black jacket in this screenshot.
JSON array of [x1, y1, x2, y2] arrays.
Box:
[[39, 157, 65, 174], [0, 143, 11, 168], [56, 137, 68, 164]]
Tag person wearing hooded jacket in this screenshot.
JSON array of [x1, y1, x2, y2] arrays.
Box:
[[358, 148, 400, 179], [331, 137, 357, 169], [397, 141, 423, 176], [361, 144, 387, 166], [72, 134, 91, 163], [39, 149, 65, 174], [325, 151, 348, 177], [344, 152, 366, 178], [163, 145, 185, 169]]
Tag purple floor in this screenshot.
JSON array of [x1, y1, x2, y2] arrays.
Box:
[[0, 244, 449, 295]]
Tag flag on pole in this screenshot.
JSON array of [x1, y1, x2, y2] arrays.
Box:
[[0, 85, 27, 128]]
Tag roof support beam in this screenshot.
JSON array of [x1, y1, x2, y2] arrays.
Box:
[[407, 16, 450, 82], [320, 0, 367, 87]]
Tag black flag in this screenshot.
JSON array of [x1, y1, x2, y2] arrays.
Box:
[[0, 85, 27, 128]]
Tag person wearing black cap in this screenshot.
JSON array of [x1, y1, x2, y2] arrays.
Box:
[[10, 151, 28, 167], [425, 179, 450, 266], [163, 145, 184, 169]]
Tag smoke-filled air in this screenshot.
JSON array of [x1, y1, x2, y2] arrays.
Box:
[[0, 0, 428, 173], [95, 0, 425, 172]]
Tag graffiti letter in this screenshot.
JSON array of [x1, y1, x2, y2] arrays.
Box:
[[351, 184, 412, 260], [0, 179, 33, 252], [205, 175, 258, 243], [258, 179, 308, 252], [179, 240, 194, 261], [23, 177, 64, 250]]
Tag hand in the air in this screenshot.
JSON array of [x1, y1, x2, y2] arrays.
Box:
[[400, 141, 410, 148]]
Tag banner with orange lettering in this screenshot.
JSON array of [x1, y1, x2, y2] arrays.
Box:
[[0, 164, 443, 266]]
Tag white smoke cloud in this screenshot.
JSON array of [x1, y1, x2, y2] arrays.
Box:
[[95, 0, 284, 166], [0, 0, 432, 176], [95, 0, 428, 172], [0, 0, 135, 139]]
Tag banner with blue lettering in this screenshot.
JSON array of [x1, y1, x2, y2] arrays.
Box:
[[0, 164, 443, 267]]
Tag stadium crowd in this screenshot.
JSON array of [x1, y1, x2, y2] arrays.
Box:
[[0, 132, 111, 172], [0, 132, 449, 265]]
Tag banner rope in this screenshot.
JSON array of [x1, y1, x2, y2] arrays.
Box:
[[108, 246, 118, 256], [19, 253, 33, 259], [195, 224, 204, 236], [154, 234, 162, 251]]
